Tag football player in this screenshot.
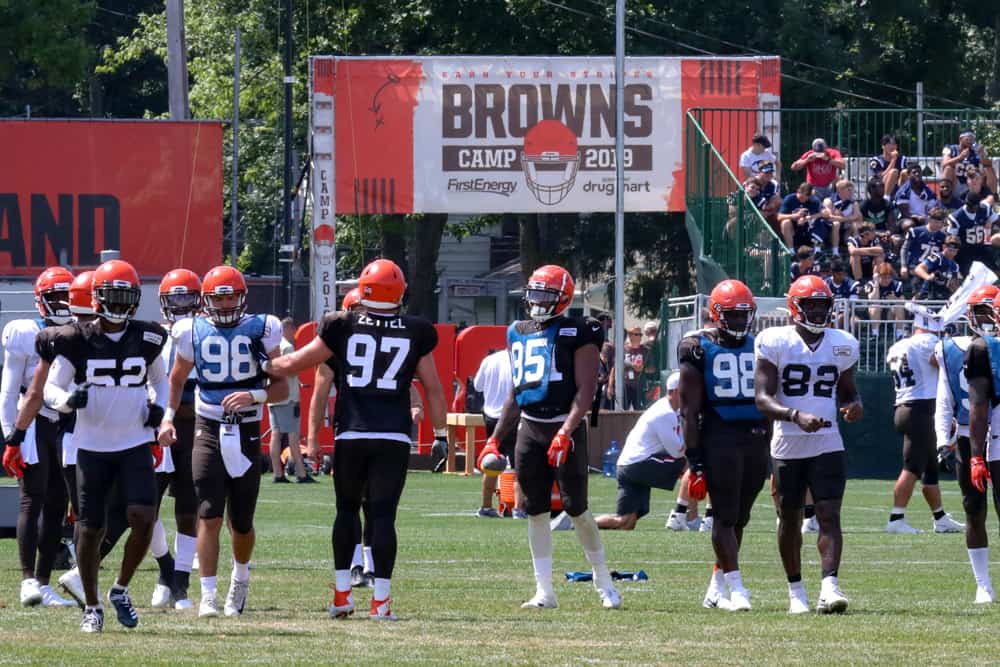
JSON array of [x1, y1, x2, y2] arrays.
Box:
[[158, 265, 287, 619], [940, 285, 999, 602], [485, 265, 621, 610], [44, 260, 169, 633], [1, 267, 76, 608], [755, 274, 862, 614], [262, 259, 449, 620], [679, 280, 771, 611], [884, 308, 964, 534], [148, 268, 204, 610]]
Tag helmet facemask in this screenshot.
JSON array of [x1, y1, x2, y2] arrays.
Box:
[[969, 303, 999, 336], [204, 291, 246, 327], [37, 289, 72, 325], [94, 284, 140, 324], [793, 296, 833, 334], [717, 304, 756, 340], [160, 291, 201, 323], [524, 287, 562, 322]]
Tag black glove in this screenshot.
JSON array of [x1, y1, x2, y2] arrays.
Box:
[[145, 404, 165, 429], [431, 436, 448, 473], [684, 446, 704, 474], [66, 384, 89, 410], [5, 427, 26, 447]]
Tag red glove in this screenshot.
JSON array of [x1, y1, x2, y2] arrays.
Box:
[[150, 443, 164, 470], [971, 456, 990, 493], [3, 445, 25, 479], [477, 437, 503, 471], [547, 431, 573, 468], [687, 467, 708, 501]]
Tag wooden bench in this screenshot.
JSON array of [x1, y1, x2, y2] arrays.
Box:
[[445, 413, 485, 475]]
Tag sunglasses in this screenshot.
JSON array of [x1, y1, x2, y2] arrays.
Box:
[[945, 243, 961, 250]]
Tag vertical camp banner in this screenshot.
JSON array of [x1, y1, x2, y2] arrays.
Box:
[[0, 120, 223, 276], [309, 55, 780, 215]]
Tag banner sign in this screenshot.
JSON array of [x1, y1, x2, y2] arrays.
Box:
[[309, 55, 779, 215], [0, 120, 223, 277]]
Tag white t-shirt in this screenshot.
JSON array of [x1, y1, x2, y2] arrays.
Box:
[[886, 332, 938, 405], [0, 318, 58, 435], [755, 325, 859, 459], [269, 337, 299, 405], [473, 350, 513, 419], [617, 396, 684, 466], [739, 147, 778, 176]]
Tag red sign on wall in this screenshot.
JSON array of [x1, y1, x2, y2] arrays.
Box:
[[0, 120, 223, 276]]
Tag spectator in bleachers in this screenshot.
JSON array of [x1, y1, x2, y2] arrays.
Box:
[[790, 245, 820, 281], [739, 134, 780, 179], [899, 207, 947, 292], [947, 190, 1000, 275], [935, 178, 964, 213], [791, 137, 845, 200], [960, 167, 996, 207], [869, 134, 908, 196], [913, 235, 962, 300], [824, 179, 863, 240], [941, 130, 992, 196], [860, 177, 898, 235], [865, 262, 904, 324], [847, 222, 885, 282], [725, 178, 766, 239], [753, 162, 782, 217], [778, 182, 838, 254], [894, 163, 937, 232], [825, 260, 860, 300]]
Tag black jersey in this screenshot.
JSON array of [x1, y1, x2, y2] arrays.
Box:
[[507, 315, 603, 421], [317, 310, 437, 441]]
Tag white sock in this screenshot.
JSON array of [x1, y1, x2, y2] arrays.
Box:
[[174, 533, 196, 573], [969, 547, 992, 589], [890, 506, 906, 519], [351, 544, 363, 569], [373, 578, 391, 601], [724, 570, 746, 594], [150, 520, 168, 559], [788, 580, 807, 598], [363, 546, 374, 573], [201, 576, 217, 596], [527, 513, 554, 596], [707, 567, 726, 596], [232, 560, 250, 583], [821, 575, 838, 594], [335, 569, 352, 592], [571, 511, 612, 589]]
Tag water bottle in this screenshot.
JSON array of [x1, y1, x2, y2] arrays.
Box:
[[602, 440, 620, 478]]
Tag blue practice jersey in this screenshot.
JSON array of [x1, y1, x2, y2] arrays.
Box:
[[677, 329, 764, 425], [941, 337, 970, 426]]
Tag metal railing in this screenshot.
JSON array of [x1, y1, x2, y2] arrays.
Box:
[[685, 113, 791, 298]]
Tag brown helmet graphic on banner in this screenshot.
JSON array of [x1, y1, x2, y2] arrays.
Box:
[[521, 120, 580, 206]]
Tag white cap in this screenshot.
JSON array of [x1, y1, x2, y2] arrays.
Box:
[[666, 371, 680, 391]]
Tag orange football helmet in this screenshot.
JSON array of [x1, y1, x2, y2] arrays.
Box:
[[160, 269, 202, 322], [202, 265, 247, 326], [92, 260, 141, 324], [524, 265, 574, 322], [709, 279, 756, 339], [69, 270, 96, 317], [787, 274, 834, 333], [358, 259, 406, 310], [968, 284, 1000, 336], [342, 287, 362, 312], [34, 266, 74, 324]]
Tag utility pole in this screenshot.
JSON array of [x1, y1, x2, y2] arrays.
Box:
[[282, 0, 295, 316], [166, 0, 189, 119], [613, 0, 626, 411], [231, 27, 241, 264]]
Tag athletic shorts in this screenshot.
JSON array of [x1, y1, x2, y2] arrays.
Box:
[[20, 417, 62, 499], [162, 410, 197, 516], [515, 419, 588, 517], [704, 423, 770, 526], [484, 415, 516, 459], [192, 415, 261, 534], [772, 450, 846, 512], [894, 400, 937, 484], [76, 443, 156, 529], [332, 438, 410, 510], [615, 456, 686, 519], [268, 402, 300, 434]]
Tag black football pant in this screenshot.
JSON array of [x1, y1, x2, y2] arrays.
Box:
[[17, 417, 67, 582]]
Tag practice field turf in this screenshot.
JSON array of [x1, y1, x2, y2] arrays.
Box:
[[2, 473, 1000, 665]]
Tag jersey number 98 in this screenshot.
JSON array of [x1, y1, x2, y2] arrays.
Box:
[[200, 335, 257, 383], [712, 352, 754, 398]]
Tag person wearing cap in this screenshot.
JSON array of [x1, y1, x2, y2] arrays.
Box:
[[752, 162, 782, 217], [739, 134, 780, 180], [913, 235, 962, 300], [607, 325, 649, 411], [884, 307, 965, 535], [869, 134, 908, 197], [942, 130, 994, 197], [791, 138, 845, 201], [596, 372, 686, 531]]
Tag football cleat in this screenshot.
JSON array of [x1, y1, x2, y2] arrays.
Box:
[[174, 597, 194, 611], [521, 590, 559, 609], [665, 511, 689, 531], [58, 568, 85, 608], [329, 589, 355, 619], [39, 584, 75, 607], [80, 607, 104, 634], [512, 509, 528, 519], [976, 586, 995, 604], [728, 589, 752, 612], [788, 591, 811, 615], [886, 518, 921, 534], [369, 597, 398, 621], [816, 586, 849, 614], [107, 587, 139, 628], [224, 578, 249, 617], [550, 511, 574, 531], [350, 565, 366, 588], [933, 513, 965, 533], [703, 590, 734, 610], [686, 516, 703, 531], [20, 578, 43, 607], [801, 516, 819, 534], [699, 515, 714, 533], [151, 583, 174, 609], [477, 507, 501, 518], [364, 572, 376, 588], [198, 593, 219, 618], [597, 585, 622, 610]]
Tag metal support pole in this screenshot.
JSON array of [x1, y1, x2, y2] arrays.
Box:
[[282, 0, 294, 316], [166, 0, 189, 119], [613, 0, 626, 411], [916, 81, 924, 159], [230, 27, 241, 264]]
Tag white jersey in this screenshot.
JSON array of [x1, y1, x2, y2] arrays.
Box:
[[1, 318, 58, 434], [886, 332, 939, 405], [617, 396, 684, 466], [755, 325, 860, 459]]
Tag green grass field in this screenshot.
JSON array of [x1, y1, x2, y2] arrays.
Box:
[[2, 473, 1000, 665]]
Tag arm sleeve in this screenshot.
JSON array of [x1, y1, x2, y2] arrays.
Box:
[[676, 336, 705, 372], [172, 318, 195, 362], [0, 347, 27, 435], [44, 357, 76, 413], [146, 354, 169, 408], [934, 349, 955, 449]]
